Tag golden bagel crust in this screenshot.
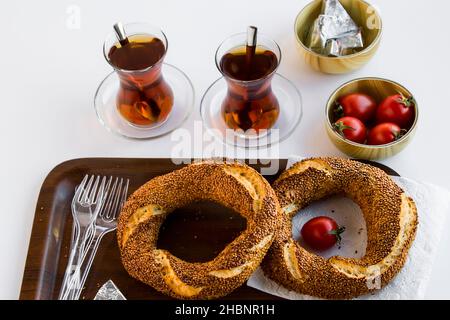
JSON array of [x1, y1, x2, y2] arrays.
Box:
[[117, 161, 280, 299], [262, 157, 418, 299]]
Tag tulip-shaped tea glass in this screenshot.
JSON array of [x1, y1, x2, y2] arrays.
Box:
[[217, 33, 281, 132], [201, 32, 302, 148], [95, 23, 194, 139]]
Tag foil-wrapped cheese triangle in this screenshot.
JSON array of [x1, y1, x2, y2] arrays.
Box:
[[94, 280, 126, 300], [306, 0, 364, 57]]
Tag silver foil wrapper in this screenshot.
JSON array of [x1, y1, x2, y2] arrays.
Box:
[[306, 0, 364, 57], [94, 280, 126, 300]]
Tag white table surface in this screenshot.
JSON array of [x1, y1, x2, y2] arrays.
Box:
[[1, 0, 449, 299]]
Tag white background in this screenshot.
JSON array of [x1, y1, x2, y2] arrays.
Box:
[[1, 0, 449, 299]]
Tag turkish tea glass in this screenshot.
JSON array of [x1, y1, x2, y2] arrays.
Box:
[[215, 33, 282, 132], [103, 23, 173, 128]]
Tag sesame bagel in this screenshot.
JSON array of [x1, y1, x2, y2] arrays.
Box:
[[262, 157, 418, 299], [117, 161, 280, 299]]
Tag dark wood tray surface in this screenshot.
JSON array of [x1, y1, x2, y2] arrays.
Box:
[[19, 158, 399, 300]]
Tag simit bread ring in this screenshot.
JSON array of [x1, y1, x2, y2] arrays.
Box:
[[262, 157, 418, 299], [117, 161, 280, 299]]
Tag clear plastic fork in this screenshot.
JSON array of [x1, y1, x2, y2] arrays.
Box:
[[58, 175, 107, 300], [66, 177, 129, 300]]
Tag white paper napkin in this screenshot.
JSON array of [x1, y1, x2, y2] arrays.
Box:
[[247, 157, 450, 300]]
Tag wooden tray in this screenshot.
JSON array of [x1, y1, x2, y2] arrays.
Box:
[[19, 158, 399, 300]]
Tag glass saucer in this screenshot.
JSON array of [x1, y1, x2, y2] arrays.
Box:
[[94, 63, 194, 140], [200, 74, 303, 148]]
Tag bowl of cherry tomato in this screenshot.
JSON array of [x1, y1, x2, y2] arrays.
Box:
[[325, 77, 419, 160]]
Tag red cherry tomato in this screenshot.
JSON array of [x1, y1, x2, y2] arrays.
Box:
[[376, 94, 416, 129], [333, 117, 367, 144], [301, 216, 345, 251], [368, 123, 405, 145], [337, 93, 377, 123]]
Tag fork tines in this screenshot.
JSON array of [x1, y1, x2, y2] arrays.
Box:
[[101, 177, 129, 221]]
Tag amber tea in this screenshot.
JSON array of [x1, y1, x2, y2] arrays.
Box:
[[220, 46, 277, 81], [220, 45, 279, 131], [108, 34, 173, 127]]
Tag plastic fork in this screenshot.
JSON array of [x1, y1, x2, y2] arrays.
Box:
[[58, 175, 107, 300], [67, 177, 129, 300]]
